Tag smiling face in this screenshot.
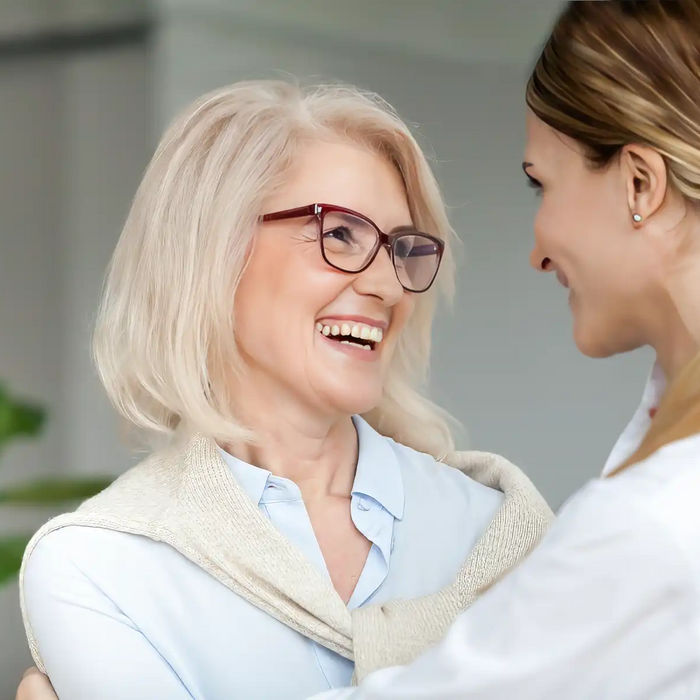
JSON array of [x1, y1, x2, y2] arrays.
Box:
[[233, 139, 417, 419], [523, 110, 668, 358]]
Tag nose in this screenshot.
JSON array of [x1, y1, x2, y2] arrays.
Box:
[[529, 240, 552, 273], [352, 244, 405, 305]]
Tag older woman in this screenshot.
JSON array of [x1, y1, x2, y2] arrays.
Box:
[[17, 81, 549, 700]]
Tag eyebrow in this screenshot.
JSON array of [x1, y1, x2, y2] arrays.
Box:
[[329, 211, 417, 234], [389, 223, 420, 235], [332, 211, 364, 227]]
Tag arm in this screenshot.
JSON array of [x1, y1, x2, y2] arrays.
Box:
[[16, 669, 57, 700], [310, 480, 700, 699], [23, 530, 195, 700]]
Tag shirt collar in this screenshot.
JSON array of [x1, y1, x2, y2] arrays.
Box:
[[217, 447, 271, 506], [216, 416, 405, 519], [601, 361, 666, 477], [351, 415, 405, 520]]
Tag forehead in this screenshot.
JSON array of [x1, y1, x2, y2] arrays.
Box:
[[264, 139, 412, 227], [524, 110, 585, 173]]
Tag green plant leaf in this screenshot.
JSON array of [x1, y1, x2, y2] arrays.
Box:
[[0, 384, 46, 453], [0, 535, 30, 586], [0, 477, 113, 505]]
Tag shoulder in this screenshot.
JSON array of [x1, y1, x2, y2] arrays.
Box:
[[483, 473, 697, 625], [21, 526, 141, 642], [543, 454, 699, 590], [592, 434, 700, 528], [22, 524, 193, 637], [24, 525, 166, 592], [388, 439, 504, 517], [590, 434, 700, 578]]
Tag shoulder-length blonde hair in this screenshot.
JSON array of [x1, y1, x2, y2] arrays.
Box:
[[527, 0, 700, 474], [94, 80, 457, 457]]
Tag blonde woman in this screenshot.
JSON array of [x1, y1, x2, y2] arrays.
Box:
[[14, 81, 550, 700]]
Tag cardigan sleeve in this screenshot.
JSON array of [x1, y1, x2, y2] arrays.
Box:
[[23, 529, 195, 700]]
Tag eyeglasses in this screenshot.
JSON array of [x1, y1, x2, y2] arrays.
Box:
[[260, 203, 445, 294]]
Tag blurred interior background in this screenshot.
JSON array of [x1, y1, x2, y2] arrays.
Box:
[[0, 0, 653, 693]]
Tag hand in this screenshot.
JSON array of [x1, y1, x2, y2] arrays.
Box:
[[16, 667, 58, 700]]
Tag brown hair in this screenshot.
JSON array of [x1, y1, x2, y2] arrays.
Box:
[[526, 0, 700, 474]]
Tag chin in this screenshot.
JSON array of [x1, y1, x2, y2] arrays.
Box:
[[311, 365, 385, 417], [331, 395, 382, 417], [572, 318, 635, 359], [574, 337, 616, 359], [317, 384, 382, 417]]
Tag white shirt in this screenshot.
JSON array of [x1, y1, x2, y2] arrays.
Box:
[[23, 416, 503, 700], [313, 366, 700, 700]]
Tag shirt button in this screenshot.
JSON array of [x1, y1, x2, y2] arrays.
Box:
[[357, 499, 371, 512]]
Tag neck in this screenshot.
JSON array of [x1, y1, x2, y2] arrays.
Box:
[[654, 329, 699, 383], [652, 272, 700, 383], [221, 373, 358, 503]]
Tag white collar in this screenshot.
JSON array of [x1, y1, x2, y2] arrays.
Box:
[[601, 362, 666, 477]]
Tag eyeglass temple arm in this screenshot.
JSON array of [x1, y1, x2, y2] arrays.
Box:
[[260, 204, 320, 222]]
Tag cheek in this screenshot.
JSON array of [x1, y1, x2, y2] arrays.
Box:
[[397, 295, 417, 328], [234, 242, 302, 353], [534, 191, 581, 256], [234, 241, 353, 356], [535, 190, 606, 270], [383, 295, 416, 355]]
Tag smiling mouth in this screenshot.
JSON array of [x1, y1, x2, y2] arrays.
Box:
[[316, 322, 384, 352]]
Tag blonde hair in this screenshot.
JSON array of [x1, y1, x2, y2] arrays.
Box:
[[93, 80, 457, 457], [526, 0, 700, 474]]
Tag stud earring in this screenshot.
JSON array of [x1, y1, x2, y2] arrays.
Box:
[[633, 213, 643, 222]]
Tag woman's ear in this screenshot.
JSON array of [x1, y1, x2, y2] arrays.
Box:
[[621, 145, 667, 224]]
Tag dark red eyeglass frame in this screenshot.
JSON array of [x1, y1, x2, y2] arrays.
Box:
[[260, 202, 445, 293]]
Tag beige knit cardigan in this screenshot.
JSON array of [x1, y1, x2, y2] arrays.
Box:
[[20, 433, 553, 682]]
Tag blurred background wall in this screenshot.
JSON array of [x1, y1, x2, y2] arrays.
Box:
[[0, 0, 652, 693]]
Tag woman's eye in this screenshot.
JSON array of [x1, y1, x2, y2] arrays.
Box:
[[324, 226, 354, 243]]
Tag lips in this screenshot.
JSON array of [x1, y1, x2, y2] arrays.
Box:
[[556, 270, 569, 289]]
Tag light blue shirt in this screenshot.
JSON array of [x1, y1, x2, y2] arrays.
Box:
[[24, 417, 503, 700]]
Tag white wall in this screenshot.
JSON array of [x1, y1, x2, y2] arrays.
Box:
[[0, 42, 151, 697], [154, 2, 653, 510], [59, 47, 152, 478], [0, 57, 63, 697], [0, 0, 148, 39], [156, 0, 565, 68]]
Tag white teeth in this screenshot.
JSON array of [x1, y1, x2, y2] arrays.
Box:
[[317, 321, 385, 344], [340, 340, 372, 350]]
